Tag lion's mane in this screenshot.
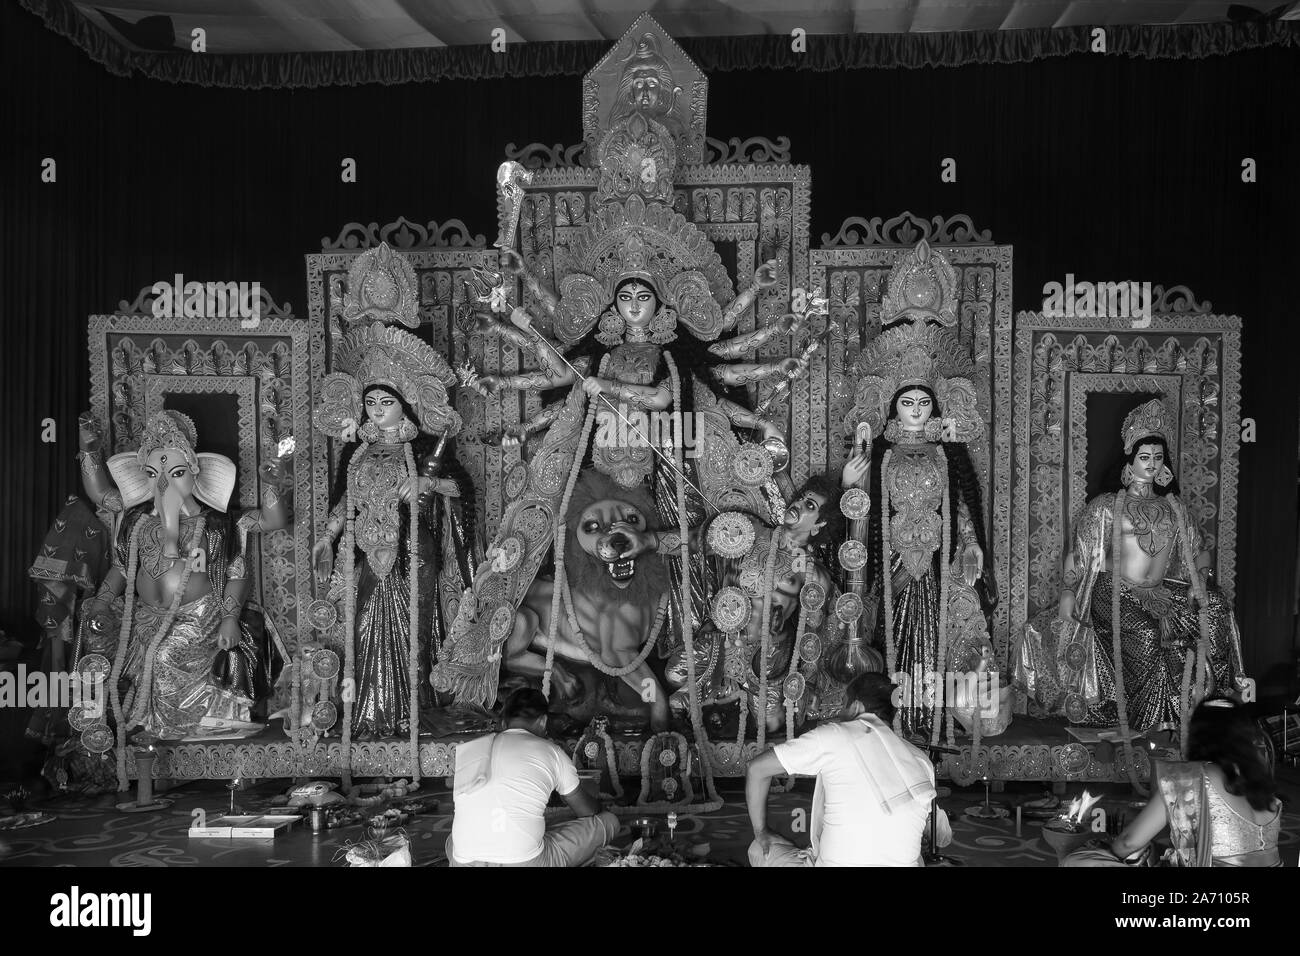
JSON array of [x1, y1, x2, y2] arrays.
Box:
[[563, 470, 670, 608]]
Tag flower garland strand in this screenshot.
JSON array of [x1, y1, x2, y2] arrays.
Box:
[[665, 354, 722, 811], [1111, 489, 1146, 796], [405, 442, 421, 786], [1174, 495, 1214, 756], [339, 443, 367, 791], [109, 520, 143, 791], [543, 359, 602, 699], [755, 530, 781, 753], [934, 445, 950, 750], [781, 589, 815, 786], [880, 449, 900, 734], [560, 581, 666, 676]]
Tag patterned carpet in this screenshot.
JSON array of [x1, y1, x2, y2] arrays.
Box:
[[3, 774, 1297, 867]]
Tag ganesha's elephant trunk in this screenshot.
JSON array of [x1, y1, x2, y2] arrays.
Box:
[[156, 478, 185, 557]]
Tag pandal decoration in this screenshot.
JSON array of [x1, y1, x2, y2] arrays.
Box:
[[574, 717, 624, 799], [638, 731, 694, 806]]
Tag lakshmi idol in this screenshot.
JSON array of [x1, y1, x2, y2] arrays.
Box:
[[839, 241, 997, 745], [78, 411, 281, 751], [311, 319, 474, 742], [1049, 399, 1245, 734]]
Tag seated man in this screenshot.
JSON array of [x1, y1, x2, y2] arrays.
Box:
[[445, 688, 618, 867], [746, 672, 936, 867]]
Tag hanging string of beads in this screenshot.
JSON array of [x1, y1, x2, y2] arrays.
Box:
[[783, 587, 813, 750], [405, 441, 421, 785], [665, 353, 722, 811], [339, 443, 367, 791], [755, 530, 781, 753], [880, 449, 900, 734], [542, 357, 603, 699], [1174, 495, 1214, 756], [935, 445, 951, 750]]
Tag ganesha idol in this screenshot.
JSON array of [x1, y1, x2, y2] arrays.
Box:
[[76, 411, 286, 767]]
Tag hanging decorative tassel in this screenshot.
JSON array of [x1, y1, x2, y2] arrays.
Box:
[[665, 354, 722, 811]]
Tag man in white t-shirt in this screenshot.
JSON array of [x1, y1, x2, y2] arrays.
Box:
[[445, 688, 619, 867], [745, 672, 936, 867]]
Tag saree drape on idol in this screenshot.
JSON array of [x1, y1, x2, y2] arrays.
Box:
[[1064, 761, 1282, 867], [121, 593, 252, 739], [347, 477, 476, 740], [884, 554, 943, 741], [115, 505, 272, 740], [1019, 493, 1245, 728]]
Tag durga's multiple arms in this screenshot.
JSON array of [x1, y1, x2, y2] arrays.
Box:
[[708, 312, 800, 360], [721, 259, 781, 330], [499, 248, 559, 320], [715, 395, 784, 442], [712, 358, 802, 388]]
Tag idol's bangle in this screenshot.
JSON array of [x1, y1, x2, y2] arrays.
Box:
[[655, 531, 684, 555], [617, 386, 649, 408], [220, 594, 243, 618]]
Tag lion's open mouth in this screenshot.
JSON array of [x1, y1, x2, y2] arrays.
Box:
[[606, 559, 635, 584]]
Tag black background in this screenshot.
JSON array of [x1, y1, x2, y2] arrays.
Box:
[[1, 5, 1296, 697]]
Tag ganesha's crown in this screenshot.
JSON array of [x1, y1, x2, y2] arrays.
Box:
[[137, 410, 198, 469]]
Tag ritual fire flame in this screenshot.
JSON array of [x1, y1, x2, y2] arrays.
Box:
[[1056, 790, 1102, 828]]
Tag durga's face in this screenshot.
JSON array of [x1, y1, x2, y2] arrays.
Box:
[[364, 389, 405, 430], [894, 389, 934, 430], [615, 281, 658, 331]]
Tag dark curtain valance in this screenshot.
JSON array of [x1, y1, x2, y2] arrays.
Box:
[[18, 0, 1300, 89]]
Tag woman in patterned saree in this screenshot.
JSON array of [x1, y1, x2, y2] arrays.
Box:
[[1065, 698, 1282, 867]]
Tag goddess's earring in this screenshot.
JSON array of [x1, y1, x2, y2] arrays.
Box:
[[648, 309, 677, 345], [596, 311, 625, 347], [1120, 464, 1135, 487], [1155, 465, 1174, 488]]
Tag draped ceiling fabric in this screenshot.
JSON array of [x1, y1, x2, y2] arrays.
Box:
[[2, 3, 1297, 695], [16, 0, 1300, 87]]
